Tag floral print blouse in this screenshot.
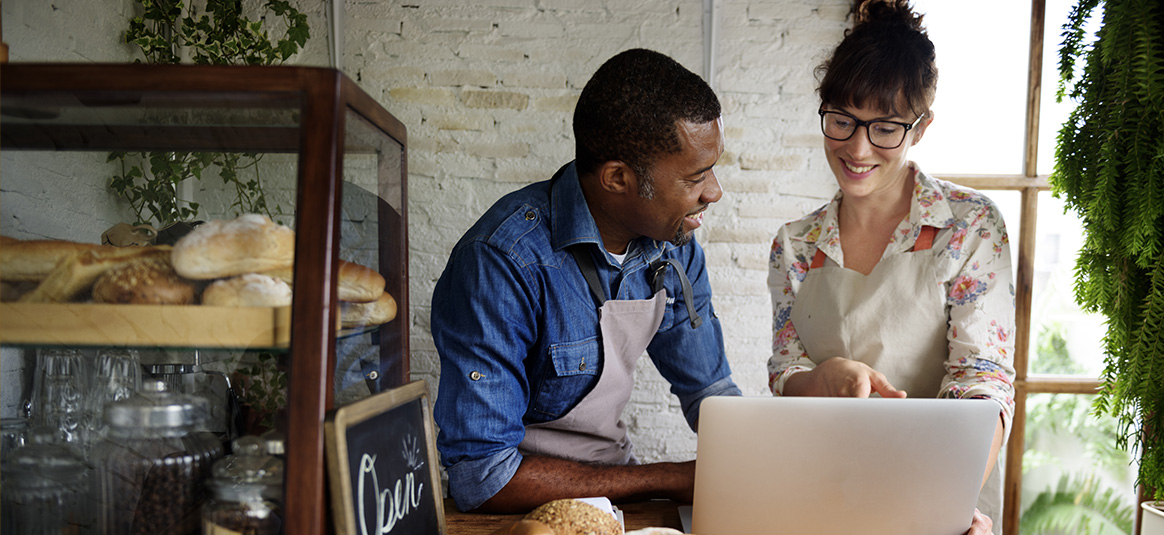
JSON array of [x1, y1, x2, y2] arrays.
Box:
[[767, 166, 1017, 427]]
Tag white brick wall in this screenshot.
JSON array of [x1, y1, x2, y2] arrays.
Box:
[[1, 0, 848, 463], [344, 0, 849, 462]]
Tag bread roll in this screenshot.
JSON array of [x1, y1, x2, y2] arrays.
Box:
[[339, 291, 397, 328], [171, 214, 294, 280], [19, 245, 172, 303], [93, 255, 196, 305], [0, 237, 103, 282], [202, 273, 292, 307], [260, 260, 385, 303], [490, 519, 556, 535], [525, 499, 622, 535]]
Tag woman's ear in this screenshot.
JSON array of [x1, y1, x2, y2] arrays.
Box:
[[912, 110, 935, 146]]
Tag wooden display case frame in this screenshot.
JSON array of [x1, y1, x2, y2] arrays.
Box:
[[0, 63, 410, 535]]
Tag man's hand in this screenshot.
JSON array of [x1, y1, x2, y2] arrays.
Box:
[[964, 508, 992, 535], [784, 357, 907, 398]]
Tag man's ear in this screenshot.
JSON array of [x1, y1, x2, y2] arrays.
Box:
[[596, 160, 634, 194]]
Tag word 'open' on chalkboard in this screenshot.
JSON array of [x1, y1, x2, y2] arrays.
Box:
[[325, 380, 446, 535]]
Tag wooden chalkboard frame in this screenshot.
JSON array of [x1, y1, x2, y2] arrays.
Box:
[[325, 380, 446, 535]]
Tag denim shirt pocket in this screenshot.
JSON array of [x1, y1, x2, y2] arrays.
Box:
[[531, 337, 601, 420]]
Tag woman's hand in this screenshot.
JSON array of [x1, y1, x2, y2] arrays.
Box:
[[964, 508, 992, 535], [785, 357, 907, 398]]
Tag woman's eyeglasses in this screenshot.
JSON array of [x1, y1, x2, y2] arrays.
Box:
[[818, 109, 923, 149]]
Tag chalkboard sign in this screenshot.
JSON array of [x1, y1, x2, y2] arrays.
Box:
[[325, 380, 446, 535]]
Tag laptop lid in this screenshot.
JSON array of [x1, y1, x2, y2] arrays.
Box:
[[691, 396, 998, 535]]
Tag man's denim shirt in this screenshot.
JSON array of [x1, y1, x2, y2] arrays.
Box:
[[430, 162, 741, 512]]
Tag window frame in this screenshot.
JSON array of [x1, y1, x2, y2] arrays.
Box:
[[934, 1, 1145, 533]]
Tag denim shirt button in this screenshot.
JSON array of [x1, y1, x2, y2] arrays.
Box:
[[524, 210, 536, 221], [469, 371, 484, 381]]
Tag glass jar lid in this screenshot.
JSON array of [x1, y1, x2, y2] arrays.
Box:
[[104, 379, 207, 431], [207, 435, 284, 502]]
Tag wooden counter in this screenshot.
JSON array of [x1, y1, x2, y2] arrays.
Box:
[[443, 498, 685, 534]]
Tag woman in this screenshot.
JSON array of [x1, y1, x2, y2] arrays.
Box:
[[767, 1, 1015, 533]]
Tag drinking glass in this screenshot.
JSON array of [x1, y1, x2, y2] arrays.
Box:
[[87, 348, 142, 441], [30, 349, 87, 447]]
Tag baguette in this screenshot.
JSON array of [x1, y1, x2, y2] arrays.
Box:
[[339, 291, 397, 328], [0, 237, 104, 282], [260, 260, 385, 303], [19, 245, 172, 303]]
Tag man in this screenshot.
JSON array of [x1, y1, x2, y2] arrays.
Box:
[[430, 48, 740, 514]]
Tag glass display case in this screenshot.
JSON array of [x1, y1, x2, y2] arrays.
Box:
[[0, 63, 409, 535]]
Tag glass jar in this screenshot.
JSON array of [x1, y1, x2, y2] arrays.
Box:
[[0, 427, 90, 535], [201, 435, 284, 535], [93, 379, 223, 535]]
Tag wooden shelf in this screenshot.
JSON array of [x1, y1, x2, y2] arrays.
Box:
[[0, 302, 291, 349]]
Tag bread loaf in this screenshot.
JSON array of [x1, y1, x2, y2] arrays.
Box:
[[93, 255, 196, 305], [525, 499, 623, 535], [260, 260, 385, 303], [0, 237, 104, 282], [201, 273, 292, 307], [339, 291, 397, 328], [171, 214, 295, 280], [19, 245, 172, 303]]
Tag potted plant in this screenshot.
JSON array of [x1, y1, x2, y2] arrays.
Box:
[[1051, 0, 1164, 532], [109, 0, 310, 232], [111, 0, 311, 437]]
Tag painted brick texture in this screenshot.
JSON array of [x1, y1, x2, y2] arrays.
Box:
[[0, 0, 848, 468]]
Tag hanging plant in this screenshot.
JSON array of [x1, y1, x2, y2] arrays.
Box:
[[1051, 0, 1164, 501], [109, 0, 309, 228]]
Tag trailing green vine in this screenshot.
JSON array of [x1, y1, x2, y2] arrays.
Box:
[[1051, 0, 1164, 500], [110, 0, 309, 228]]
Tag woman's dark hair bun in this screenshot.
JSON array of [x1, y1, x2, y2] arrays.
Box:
[[853, 0, 925, 33]]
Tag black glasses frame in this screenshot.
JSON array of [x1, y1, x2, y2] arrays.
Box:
[[818, 109, 924, 149]]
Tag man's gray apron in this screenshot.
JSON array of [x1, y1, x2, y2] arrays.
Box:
[[520, 248, 700, 465], [790, 225, 1004, 534]]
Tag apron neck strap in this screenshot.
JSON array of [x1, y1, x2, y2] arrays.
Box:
[[569, 246, 703, 329], [569, 245, 607, 306], [650, 258, 703, 329]]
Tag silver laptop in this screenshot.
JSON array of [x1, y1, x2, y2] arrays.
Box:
[[691, 396, 998, 535]]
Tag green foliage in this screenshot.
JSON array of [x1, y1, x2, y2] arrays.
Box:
[[111, 0, 307, 227], [126, 0, 309, 66], [233, 352, 287, 431], [1026, 393, 1131, 483], [1020, 474, 1133, 535], [1051, 0, 1164, 500]]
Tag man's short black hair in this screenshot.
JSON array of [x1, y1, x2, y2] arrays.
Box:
[[573, 49, 721, 182]]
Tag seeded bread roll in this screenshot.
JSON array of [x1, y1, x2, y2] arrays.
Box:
[[92, 255, 196, 305], [0, 237, 104, 282], [19, 246, 172, 303], [339, 291, 397, 328], [490, 520, 556, 535], [171, 214, 295, 280], [201, 273, 292, 307], [525, 499, 623, 535], [260, 260, 385, 303]]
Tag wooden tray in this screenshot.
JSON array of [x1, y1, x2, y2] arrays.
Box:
[[0, 302, 291, 348]]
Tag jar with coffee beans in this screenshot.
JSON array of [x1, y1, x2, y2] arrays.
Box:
[[93, 379, 223, 535]]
